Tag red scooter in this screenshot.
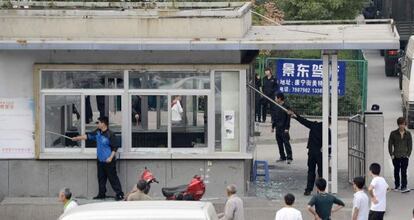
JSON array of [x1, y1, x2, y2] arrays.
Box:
[[125, 167, 158, 200], [140, 167, 159, 194], [162, 175, 206, 201]]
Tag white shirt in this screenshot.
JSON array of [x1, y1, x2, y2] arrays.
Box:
[[274, 207, 302, 220], [171, 100, 183, 122], [64, 200, 78, 213], [353, 190, 369, 220], [370, 176, 389, 212]]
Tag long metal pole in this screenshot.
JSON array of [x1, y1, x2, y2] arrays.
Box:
[[46, 130, 73, 140], [246, 83, 288, 112]]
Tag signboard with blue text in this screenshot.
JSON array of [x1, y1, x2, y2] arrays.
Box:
[[276, 59, 346, 96]]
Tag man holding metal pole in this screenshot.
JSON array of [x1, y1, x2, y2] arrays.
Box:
[[271, 92, 293, 163], [288, 110, 331, 196], [71, 116, 124, 201]]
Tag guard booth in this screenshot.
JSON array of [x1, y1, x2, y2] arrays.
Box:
[[348, 111, 384, 185], [0, 1, 399, 199]]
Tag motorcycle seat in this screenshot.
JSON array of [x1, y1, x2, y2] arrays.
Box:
[[161, 185, 187, 198]]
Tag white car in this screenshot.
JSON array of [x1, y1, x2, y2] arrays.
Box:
[[58, 201, 219, 220]]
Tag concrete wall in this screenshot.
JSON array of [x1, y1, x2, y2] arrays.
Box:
[[0, 159, 250, 200], [0, 7, 251, 39], [0, 50, 243, 98], [0, 50, 252, 199]]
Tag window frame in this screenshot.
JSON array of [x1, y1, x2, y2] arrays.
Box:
[[35, 65, 248, 159]]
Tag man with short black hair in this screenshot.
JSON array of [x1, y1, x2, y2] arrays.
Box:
[[126, 180, 152, 201], [368, 163, 389, 220], [352, 177, 369, 220], [275, 193, 302, 220], [260, 68, 279, 122], [307, 178, 345, 220], [255, 73, 262, 122], [72, 116, 124, 201], [271, 92, 292, 163], [388, 117, 412, 193], [288, 111, 331, 196], [58, 188, 78, 213]]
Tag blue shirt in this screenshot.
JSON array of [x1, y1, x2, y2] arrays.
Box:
[[87, 129, 117, 162]]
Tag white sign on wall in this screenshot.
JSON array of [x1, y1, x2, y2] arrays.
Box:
[[0, 98, 35, 158], [223, 110, 235, 139]]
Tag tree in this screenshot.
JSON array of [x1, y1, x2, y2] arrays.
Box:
[[275, 0, 364, 20]]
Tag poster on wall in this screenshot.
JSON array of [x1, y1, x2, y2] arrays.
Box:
[[0, 98, 35, 158], [223, 110, 235, 139]]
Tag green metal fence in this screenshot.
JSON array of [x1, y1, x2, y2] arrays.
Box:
[[254, 51, 368, 116]]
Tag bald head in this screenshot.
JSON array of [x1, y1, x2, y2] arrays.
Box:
[[226, 184, 237, 195]]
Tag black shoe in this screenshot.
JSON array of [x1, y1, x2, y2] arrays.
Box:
[[276, 158, 286, 162], [287, 160, 292, 164], [115, 194, 124, 201], [401, 187, 410, 193], [304, 191, 311, 196], [93, 194, 106, 200]]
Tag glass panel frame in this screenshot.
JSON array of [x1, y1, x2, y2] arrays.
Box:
[[170, 95, 209, 149], [41, 70, 124, 89], [129, 93, 169, 150], [42, 93, 83, 153], [129, 71, 211, 90], [38, 67, 245, 155]]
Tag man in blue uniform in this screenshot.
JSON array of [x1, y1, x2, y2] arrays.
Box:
[[72, 116, 124, 201]]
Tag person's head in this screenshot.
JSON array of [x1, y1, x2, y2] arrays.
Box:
[[255, 73, 260, 79], [369, 163, 381, 176], [264, 68, 272, 77], [315, 178, 327, 192], [353, 176, 365, 191], [226, 184, 237, 197], [136, 179, 149, 194], [97, 116, 109, 130], [174, 95, 182, 101], [58, 188, 72, 203], [284, 193, 295, 206], [397, 117, 407, 130], [275, 92, 285, 104]]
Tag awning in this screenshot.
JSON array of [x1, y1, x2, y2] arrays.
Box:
[[0, 23, 399, 50]]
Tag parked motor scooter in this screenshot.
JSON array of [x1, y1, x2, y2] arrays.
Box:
[[162, 175, 206, 201]]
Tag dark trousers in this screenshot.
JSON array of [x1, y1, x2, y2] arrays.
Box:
[[96, 95, 106, 118], [306, 152, 323, 192], [369, 210, 385, 220], [276, 130, 292, 160], [97, 160, 124, 197], [255, 97, 261, 121], [392, 157, 409, 189], [260, 97, 273, 122], [85, 96, 93, 123]]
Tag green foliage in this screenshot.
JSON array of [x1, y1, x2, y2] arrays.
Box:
[[275, 0, 365, 20]]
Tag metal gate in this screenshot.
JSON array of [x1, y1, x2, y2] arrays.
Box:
[[348, 115, 366, 183]]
